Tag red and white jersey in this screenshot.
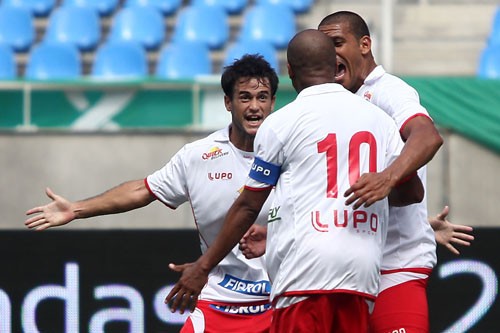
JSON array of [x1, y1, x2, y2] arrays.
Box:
[[246, 83, 406, 305], [146, 126, 272, 304], [356, 65, 437, 272]]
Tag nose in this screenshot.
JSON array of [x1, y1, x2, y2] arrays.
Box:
[[249, 97, 259, 110]]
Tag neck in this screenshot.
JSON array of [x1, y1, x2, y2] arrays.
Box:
[[229, 125, 254, 152], [294, 76, 334, 93]]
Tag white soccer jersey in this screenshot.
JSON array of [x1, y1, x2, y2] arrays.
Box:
[[356, 65, 437, 272], [146, 126, 272, 304], [246, 83, 406, 305]]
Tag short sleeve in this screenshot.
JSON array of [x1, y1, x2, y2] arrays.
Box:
[[246, 119, 284, 188], [145, 147, 189, 208]]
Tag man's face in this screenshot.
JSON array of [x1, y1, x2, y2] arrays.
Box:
[[225, 77, 275, 137], [319, 21, 366, 93]]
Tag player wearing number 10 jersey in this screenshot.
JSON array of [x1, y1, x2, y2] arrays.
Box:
[[166, 30, 424, 332]]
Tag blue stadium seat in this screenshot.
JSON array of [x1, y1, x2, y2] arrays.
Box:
[[63, 0, 119, 16], [0, 6, 35, 52], [44, 6, 100, 51], [488, 5, 500, 46], [239, 4, 295, 49], [172, 5, 229, 50], [109, 6, 165, 50], [477, 45, 500, 79], [124, 0, 181, 16], [223, 39, 278, 72], [25, 42, 81, 79], [92, 41, 148, 79], [256, 0, 312, 14], [0, 44, 16, 79], [3, 0, 56, 16], [156, 41, 211, 79], [192, 0, 247, 15]]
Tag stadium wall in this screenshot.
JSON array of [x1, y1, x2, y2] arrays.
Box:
[[2, 129, 499, 230]]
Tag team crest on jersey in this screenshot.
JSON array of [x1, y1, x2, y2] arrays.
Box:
[[363, 91, 373, 101], [202, 146, 229, 160]]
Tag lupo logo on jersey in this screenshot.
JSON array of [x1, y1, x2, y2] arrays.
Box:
[[202, 146, 229, 160], [208, 172, 233, 181], [218, 274, 271, 296]]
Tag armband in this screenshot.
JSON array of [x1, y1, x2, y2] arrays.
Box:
[[249, 157, 281, 186]]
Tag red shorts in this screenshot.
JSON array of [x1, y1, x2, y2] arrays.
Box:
[[180, 300, 272, 333], [271, 293, 371, 333], [370, 277, 430, 333]]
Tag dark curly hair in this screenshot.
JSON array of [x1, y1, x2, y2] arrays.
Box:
[[221, 54, 279, 99]]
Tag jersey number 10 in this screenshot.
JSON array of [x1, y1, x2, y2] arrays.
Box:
[[317, 131, 377, 198]]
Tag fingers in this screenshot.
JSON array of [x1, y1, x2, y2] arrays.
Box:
[[45, 187, 56, 200], [25, 206, 44, 216], [165, 284, 181, 310], [345, 192, 374, 209], [446, 243, 460, 256], [453, 231, 474, 242], [450, 235, 473, 247], [165, 285, 197, 314], [168, 263, 183, 272], [437, 205, 450, 220], [452, 224, 474, 233], [25, 213, 43, 225]]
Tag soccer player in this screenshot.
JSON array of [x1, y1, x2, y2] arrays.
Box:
[[165, 29, 425, 333], [24, 54, 278, 333], [317, 11, 473, 333]]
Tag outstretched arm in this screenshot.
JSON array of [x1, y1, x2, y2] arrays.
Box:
[[25, 179, 155, 231], [429, 206, 474, 255]]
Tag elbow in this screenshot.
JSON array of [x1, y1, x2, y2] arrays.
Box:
[[413, 185, 425, 204], [429, 131, 444, 157]]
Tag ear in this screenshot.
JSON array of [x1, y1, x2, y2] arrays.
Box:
[[270, 95, 276, 111], [359, 35, 372, 56], [224, 95, 232, 112], [287, 63, 294, 79]]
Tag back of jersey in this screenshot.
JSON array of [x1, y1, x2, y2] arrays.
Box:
[[252, 83, 405, 302]]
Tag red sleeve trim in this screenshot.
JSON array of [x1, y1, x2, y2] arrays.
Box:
[[244, 185, 273, 192], [143, 178, 176, 210], [395, 171, 417, 187], [399, 113, 432, 135], [381, 267, 432, 276]]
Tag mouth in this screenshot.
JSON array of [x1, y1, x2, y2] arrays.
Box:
[[335, 62, 346, 82], [245, 114, 263, 126]]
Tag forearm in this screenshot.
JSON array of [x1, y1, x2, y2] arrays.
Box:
[[73, 179, 155, 219], [197, 191, 266, 273], [395, 117, 443, 179]]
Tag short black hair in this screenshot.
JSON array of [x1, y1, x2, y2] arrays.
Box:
[[318, 11, 370, 39], [221, 54, 279, 99]]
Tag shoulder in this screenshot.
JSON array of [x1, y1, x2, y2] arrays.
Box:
[[180, 128, 230, 157], [376, 72, 420, 97]]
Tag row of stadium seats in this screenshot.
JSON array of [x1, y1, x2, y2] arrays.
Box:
[[0, 39, 280, 79], [477, 5, 500, 78], [0, 1, 307, 79], [0, 0, 312, 17]]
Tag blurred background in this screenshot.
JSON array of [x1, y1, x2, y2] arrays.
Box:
[[0, 0, 500, 332]]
